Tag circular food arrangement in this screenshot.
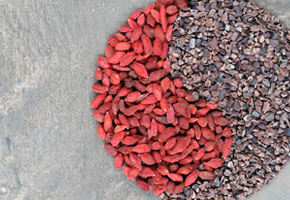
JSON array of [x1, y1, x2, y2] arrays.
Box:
[[91, 0, 290, 199]]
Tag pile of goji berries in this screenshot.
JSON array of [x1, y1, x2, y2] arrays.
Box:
[[91, 0, 232, 195]]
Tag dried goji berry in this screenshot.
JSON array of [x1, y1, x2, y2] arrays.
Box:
[[206, 158, 224, 169], [175, 0, 188, 9], [202, 151, 216, 161], [152, 151, 162, 163], [128, 117, 140, 127], [125, 91, 141, 102], [131, 27, 142, 43], [153, 38, 162, 56], [133, 144, 151, 153], [128, 167, 140, 179], [202, 127, 215, 141], [167, 13, 178, 24], [123, 165, 130, 178], [119, 52, 136, 66], [132, 41, 144, 54], [194, 148, 205, 161], [179, 117, 189, 130], [174, 183, 184, 194], [222, 127, 232, 137], [152, 83, 162, 101], [152, 141, 162, 150], [92, 84, 107, 93], [184, 170, 199, 187], [128, 19, 138, 30], [168, 173, 183, 182], [144, 4, 155, 15], [138, 153, 155, 165], [150, 9, 160, 22], [222, 137, 233, 158], [143, 25, 155, 38], [108, 37, 118, 47], [104, 144, 118, 156], [158, 127, 175, 142], [105, 45, 115, 58], [104, 111, 112, 132], [160, 41, 168, 60], [160, 5, 167, 32], [152, 172, 168, 185], [173, 78, 183, 88], [122, 136, 139, 145], [111, 131, 125, 147], [139, 166, 155, 177], [160, 77, 171, 93], [137, 14, 145, 27], [141, 94, 158, 105], [165, 181, 175, 194], [129, 152, 142, 169], [165, 137, 177, 151], [133, 61, 149, 78], [97, 57, 111, 69], [118, 146, 133, 154], [110, 72, 121, 85], [199, 171, 216, 180], [108, 52, 126, 64], [177, 164, 192, 175], [97, 124, 106, 140], [114, 125, 127, 133], [150, 69, 167, 82], [119, 24, 132, 33], [215, 125, 223, 134], [115, 42, 131, 51], [195, 107, 210, 117], [179, 156, 193, 165], [93, 111, 104, 122], [157, 165, 169, 176], [168, 136, 191, 155], [214, 117, 229, 126], [141, 34, 153, 56], [204, 141, 215, 152], [166, 5, 178, 15], [114, 153, 124, 169], [101, 75, 110, 87], [162, 60, 171, 72], [154, 25, 165, 42], [136, 178, 149, 191], [114, 32, 126, 41], [173, 101, 191, 118], [165, 25, 173, 41], [144, 104, 156, 114], [129, 10, 143, 20]]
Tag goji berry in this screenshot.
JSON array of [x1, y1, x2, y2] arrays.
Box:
[[133, 62, 149, 78], [132, 144, 151, 153], [139, 167, 155, 177], [114, 153, 124, 169], [136, 178, 149, 191], [199, 171, 216, 180], [184, 170, 199, 187]]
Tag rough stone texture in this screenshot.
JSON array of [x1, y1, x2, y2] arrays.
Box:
[[0, 0, 289, 200]]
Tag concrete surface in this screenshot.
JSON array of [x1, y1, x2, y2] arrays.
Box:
[[0, 0, 289, 200]]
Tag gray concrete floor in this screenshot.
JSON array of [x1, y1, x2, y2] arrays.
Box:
[[0, 0, 289, 200]]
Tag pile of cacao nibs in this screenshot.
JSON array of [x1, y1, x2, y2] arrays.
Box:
[[165, 0, 290, 199]]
